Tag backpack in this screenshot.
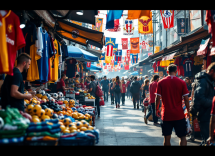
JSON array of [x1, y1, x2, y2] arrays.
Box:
[[114, 83, 121, 93], [94, 81, 103, 97]]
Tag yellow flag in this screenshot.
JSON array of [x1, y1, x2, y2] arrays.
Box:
[[127, 10, 151, 19], [138, 12, 153, 34], [105, 56, 111, 63], [154, 46, 160, 54]]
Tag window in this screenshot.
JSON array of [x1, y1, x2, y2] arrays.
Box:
[[190, 10, 202, 31]]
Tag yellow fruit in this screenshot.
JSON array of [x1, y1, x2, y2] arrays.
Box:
[[36, 94, 42, 98], [76, 122, 83, 129], [32, 117, 40, 123], [60, 125, 66, 132], [27, 104, 34, 114], [70, 129, 77, 133], [80, 127, 87, 131], [41, 95, 47, 99], [41, 115, 50, 121], [63, 128, 70, 134], [88, 126, 94, 130], [63, 118, 72, 126], [45, 108, 53, 117]]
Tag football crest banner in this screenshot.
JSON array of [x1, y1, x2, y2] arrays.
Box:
[[160, 10, 174, 29], [132, 54, 138, 64], [92, 18, 103, 32], [130, 37, 140, 53], [121, 38, 128, 50], [126, 50, 131, 60], [87, 62, 91, 68], [105, 37, 116, 56], [115, 50, 122, 62], [138, 11, 153, 34], [123, 17, 134, 35]]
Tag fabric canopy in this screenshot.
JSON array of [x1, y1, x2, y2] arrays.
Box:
[[129, 71, 138, 76], [67, 46, 99, 62], [86, 63, 102, 71], [162, 52, 177, 61], [56, 19, 104, 48], [197, 38, 210, 56]]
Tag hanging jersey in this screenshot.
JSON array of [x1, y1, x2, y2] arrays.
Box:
[[0, 10, 26, 76], [183, 59, 193, 77], [49, 39, 61, 82], [36, 30, 54, 83], [21, 21, 40, 82], [35, 27, 43, 57], [66, 58, 77, 78]]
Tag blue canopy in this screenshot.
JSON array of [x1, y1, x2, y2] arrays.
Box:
[[129, 71, 138, 76], [86, 63, 102, 71], [67, 46, 99, 62]]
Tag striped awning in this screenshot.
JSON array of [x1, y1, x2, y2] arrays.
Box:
[[162, 52, 177, 61], [197, 38, 210, 56]]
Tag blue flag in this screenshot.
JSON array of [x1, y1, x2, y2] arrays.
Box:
[[132, 54, 138, 64], [115, 50, 122, 62], [114, 61, 118, 66], [113, 44, 118, 54], [106, 10, 123, 29]]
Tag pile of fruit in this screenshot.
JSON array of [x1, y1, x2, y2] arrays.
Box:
[[59, 118, 94, 134], [85, 93, 95, 99]]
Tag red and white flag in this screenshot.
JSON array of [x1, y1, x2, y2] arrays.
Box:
[[106, 45, 113, 56], [121, 38, 128, 50], [126, 50, 131, 60], [87, 62, 91, 67], [160, 10, 174, 29]]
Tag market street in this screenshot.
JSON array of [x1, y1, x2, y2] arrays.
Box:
[[95, 97, 201, 146]]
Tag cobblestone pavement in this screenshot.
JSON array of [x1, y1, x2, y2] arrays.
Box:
[[95, 96, 201, 146]]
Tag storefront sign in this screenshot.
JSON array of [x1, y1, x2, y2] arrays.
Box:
[[177, 18, 188, 36]]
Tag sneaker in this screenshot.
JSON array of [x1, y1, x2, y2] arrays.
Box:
[[144, 116, 148, 124], [153, 123, 160, 126], [118, 104, 120, 108]]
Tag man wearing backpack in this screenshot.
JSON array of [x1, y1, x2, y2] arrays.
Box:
[[190, 62, 215, 146], [130, 76, 141, 109], [88, 75, 100, 118]]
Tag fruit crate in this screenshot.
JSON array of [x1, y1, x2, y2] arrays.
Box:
[[58, 137, 95, 146], [24, 140, 58, 146]]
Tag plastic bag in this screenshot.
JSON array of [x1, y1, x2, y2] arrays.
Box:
[[186, 118, 192, 134]]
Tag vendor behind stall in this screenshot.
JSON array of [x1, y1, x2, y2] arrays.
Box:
[[80, 78, 85, 89], [57, 73, 71, 96], [0, 53, 34, 111]]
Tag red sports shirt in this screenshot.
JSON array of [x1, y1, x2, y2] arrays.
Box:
[[0, 10, 26, 76], [121, 83, 126, 93], [57, 78, 66, 95], [156, 76, 189, 121], [149, 81, 158, 104]]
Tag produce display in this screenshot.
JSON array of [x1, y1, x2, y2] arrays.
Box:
[[0, 89, 99, 146]]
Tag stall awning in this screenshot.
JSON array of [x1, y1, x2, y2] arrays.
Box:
[[139, 57, 152, 66], [129, 71, 138, 76], [56, 19, 104, 49], [67, 46, 98, 62], [49, 10, 98, 25], [86, 64, 102, 71], [197, 38, 210, 56], [162, 52, 177, 61]]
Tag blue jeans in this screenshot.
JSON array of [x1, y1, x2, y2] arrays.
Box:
[[146, 103, 158, 123], [127, 87, 131, 98], [115, 92, 121, 105], [103, 90, 108, 101]]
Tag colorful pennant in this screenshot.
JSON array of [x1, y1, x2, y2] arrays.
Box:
[[130, 37, 140, 53], [92, 18, 103, 32], [121, 38, 128, 50], [115, 50, 122, 62], [138, 11, 153, 34], [105, 37, 116, 56], [123, 17, 134, 35]]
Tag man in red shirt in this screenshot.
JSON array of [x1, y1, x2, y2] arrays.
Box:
[[155, 64, 190, 146], [57, 73, 71, 96], [207, 96, 215, 145], [126, 78, 131, 99]]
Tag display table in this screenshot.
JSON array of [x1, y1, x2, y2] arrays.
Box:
[[66, 93, 75, 99]]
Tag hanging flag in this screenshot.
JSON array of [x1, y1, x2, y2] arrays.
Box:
[[132, 54, 138, 64], [154, 46, 161, 54], [114, 61, 118, 66], [105, 37, 116, 56], [106, 10, 123, 29], [105, 56, 112, 64], [160, 10, 174, 29], [115, 50, 122, 62], [87, 62, 91, 68], [123, 17, 134, 35], [124, 56, 129, 70], [130, 37, 140, 53], [140, 40, 147, 49], [126, 50, 131, 60], [108, 19, 121, 32], [113, 44, 118, 55], [138, 11, 153, 34], [127, 10, 151, 19], [92, 18, 103, 32], [100, 53, 105, 60], [121, 38, 128, 50]]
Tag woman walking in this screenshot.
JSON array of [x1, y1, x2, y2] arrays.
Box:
[[142, 79, 150, 118], [121, 79, 126, 106], [112, 76, 122, 108], [110, 78, 115, 105]]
